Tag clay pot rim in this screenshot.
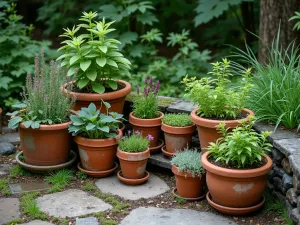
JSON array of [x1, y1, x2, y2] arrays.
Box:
[[190, 108, 255, 128], [117, 147, 150, 161], [19, 120, 71, 130], [129, 111, 164, 127], [172, 187, 206, 201], [171, 165, 205, 178], [201, 151, 272, 178], [161, 145, 175, 158], [117, 170, 150, 185], [61, 79, 131, 101], [161, 122, 195, 134]]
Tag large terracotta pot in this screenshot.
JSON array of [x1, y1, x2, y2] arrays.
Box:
[[129, 112, 163, 148], [19, 121, 71, 166], [117, 147, 150, 179], [172, 165, 205, 198], [161, 123, 195, 153], [191, 108, 254, 152], [62, 80, 131, 113], [74, 129, 122, 171], [201, 151, 272, 208]]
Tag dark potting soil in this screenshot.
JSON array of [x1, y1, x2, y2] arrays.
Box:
[[201, 112, 248, 121]]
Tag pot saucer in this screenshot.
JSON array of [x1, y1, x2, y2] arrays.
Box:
[[16, 150, 77, 173], [149, 139, 164, 153], [172, 187, 206, 201], [77, 162, 118, 178], [161, 145, 175, 158], [117, 170, 150, 185], [206, 192, 265, 215]]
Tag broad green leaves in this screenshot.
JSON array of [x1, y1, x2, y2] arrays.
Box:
[[80, 60, 91, 71], [92, 83, 105, 94], [96, 57, 106, 67], [86, 70, 97, 81]]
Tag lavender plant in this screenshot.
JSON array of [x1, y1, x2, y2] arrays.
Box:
[[118, 130, 152, 153], [132, 75, 160, 119], [8, 51, 75, 129]]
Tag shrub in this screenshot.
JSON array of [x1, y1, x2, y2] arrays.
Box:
[[118, 130, 152, 153], [162, 113, 193, 127]]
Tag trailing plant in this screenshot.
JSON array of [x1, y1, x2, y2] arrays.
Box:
[[208, 116, 272, 168], [171, 148, 205, 177], [7, 52, 75, 129], [118, 130, 152, 153], [57, 11, 131, 94], [68, 101, 124, 139], [162, 113, 193, 127], [182, 58, 253, 119], [289, 12, 300, 30], [132, 75, 160, 119]]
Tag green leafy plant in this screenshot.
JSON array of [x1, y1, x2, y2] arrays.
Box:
[[7, 52, 74, 129], [68, 101, 123, 139], [171, 148, 205, 177], [208, 117, 272, 168], [132, 75, 160, 119], [20, 192, 48, 220], [162, 113, 193, 127], [182, 58, 253, 119], [0, 178, 10, 196], [45, 169, 73, 192], [57, 11, 131, 94], [76, 171, 88, 180], [118, 130, 151, 153], [289, 11, 300, 30]]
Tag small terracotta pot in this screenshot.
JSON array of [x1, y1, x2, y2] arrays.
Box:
[[74, 129, 122, 171], [191, 108, 255, 152], [19, 121, 71, 166], [129, 112, 163, 148], [161, 123, 195, 153], [172, 165, 205, 198], [117, 147, 150, 179], [201, 151, 272, 208], [62, 80, 131, 113]]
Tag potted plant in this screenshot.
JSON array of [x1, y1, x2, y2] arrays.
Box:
[[129, 75, 163, 152], [58, 11, 131, 113], [68, 101, 123, 177], [171, 149, 206, 199], [202, 117, 272, 215], [182, 58, 254, 152], [116, 131, 152, 185], [7, 52, 75, 166], [161, 113, 195, 157]]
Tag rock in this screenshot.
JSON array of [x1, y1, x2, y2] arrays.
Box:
[[272, 148, 285, 164], [119, 207, 237, 225], [166, 100, 198, 114], [75, 217, 99, 225], [290, 208, 300, 225], [0, 164, 13, 176], [0, 132, 20, 145], [283, 174, 293, 190], [148, 152, 171, 170], [274, 138, 300, 157], [0, 142, 15, 155], [289, 154, 300, 179], [293, 175, 300, 194], [0, 198, 20, 224], [36, 189, 112, 218], [95, 173, 170, 201], [267, 181, 275, 191], [273, 166, 286, 178], [273, 177, 287, 194], [282, 158, 293, 175], [268, 170, 275, 182], [9, 182, 51, 194], [19, 220, 56, 225], [286, 188, 297, 206]]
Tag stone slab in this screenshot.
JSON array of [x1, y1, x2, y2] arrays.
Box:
[[76, 217, 99, 225], [0, 164, 13, 176], [36, 189, 112, 218], [119, 207, 237, 225], [274, 138, 300, 156], [9, 182, 51, 194], [0, 132, 20, 145], [148, 152, 171, 170], [0, 198, 20, 225], [95, 173, 170, 200], [166, 100, 198, 114], [289, 154, 300, 179], [19, 220, 56, 225]]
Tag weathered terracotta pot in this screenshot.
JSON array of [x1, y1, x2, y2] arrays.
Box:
[[191, 108, 255, 152], [129, 112, 163, 148], [62, 80, 131, 113], [172, 165, 205, 198], [74, 129, 122, 171], [117, 147, 150, 179], [201, 151, 272, 208], [161, 123, 195, 154], [19, 121, 71, 166]]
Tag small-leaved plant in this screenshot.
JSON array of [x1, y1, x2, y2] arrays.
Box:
[[171, 149, 205, 177], [57, 11, 131, 94], [118, 130, 152, 153], [208, 116, 272, 168], [132, 75, 160, 119], [162, 113, 193, 127], [68, 101, 123, 139], [182, 58, 253, 119]]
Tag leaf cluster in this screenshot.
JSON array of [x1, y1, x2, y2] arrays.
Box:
[[289, 11, 300, 31], [118, 132, 149, 153], [162, 113, 193, 127]]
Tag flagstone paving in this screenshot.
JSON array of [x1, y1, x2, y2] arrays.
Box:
[[19, 220, 56, 225], [0, 163, 12, 176], [75, 217, 99, 225], [0, 198, 20, 225]]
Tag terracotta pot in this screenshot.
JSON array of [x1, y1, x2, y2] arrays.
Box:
[[62, 80, 131, 113], [161, 123, 195, 153], [201, 151, 272, 208], [129, 112, 163, 148], [191, 108, 255, 152], [117, 147, 150, 179], [19, 121, 71, 166], [74, 129, 122, 171], [172, 165, 205, 198]]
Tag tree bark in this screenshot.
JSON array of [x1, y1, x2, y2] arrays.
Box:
[[258, 0, 300, 64]]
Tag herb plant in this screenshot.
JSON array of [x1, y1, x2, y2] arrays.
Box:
[[118, 130, 152, 153], [132, 75, 160, 119], [182, 58, 253, 119], [57, 11, 131, 94], [289, 12, 300, 30], [162, 113, 193, 127], [171, 149, 205, 177], [208, 116, 272, 168], [68, 101, 123, 139], [8, 52, 74, 129]]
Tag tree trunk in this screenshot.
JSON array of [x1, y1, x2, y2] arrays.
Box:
[[258, 0, 300, 64]]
